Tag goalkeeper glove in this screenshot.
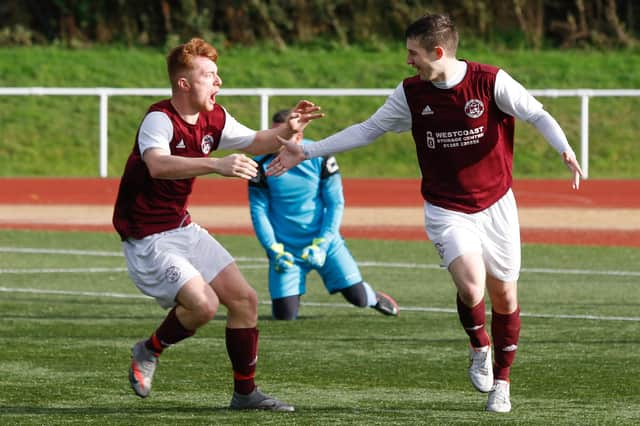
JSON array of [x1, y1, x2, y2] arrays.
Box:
[[301, 238, 327, 269], [269, 242, 294, 272]]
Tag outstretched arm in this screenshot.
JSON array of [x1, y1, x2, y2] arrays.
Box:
[[267, 83, 411, 176], [529, 111, 584, 189], [242, 100, 324, 155], [494, 70, 583, 189], [267, 119, 387, 176]]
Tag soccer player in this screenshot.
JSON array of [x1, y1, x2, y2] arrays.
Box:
[[248, 109, 399, 320], [112, 37, 322, 411], [267, 14, 583, 413]]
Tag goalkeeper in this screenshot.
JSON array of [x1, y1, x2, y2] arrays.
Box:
[[248, 109, 399, 320]]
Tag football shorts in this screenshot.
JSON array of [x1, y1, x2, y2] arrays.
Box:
[[123, 223, 234, 308], [424, 189, 521, 282]]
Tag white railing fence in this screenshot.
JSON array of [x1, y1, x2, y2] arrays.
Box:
[[2, 87, 639, 178]]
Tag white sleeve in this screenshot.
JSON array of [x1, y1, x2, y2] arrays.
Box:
[[369, 82, 412, 133], [529, 110, 574, 154], [303, 120, 386, 158], [218, 106, 257, 150], [494, 69, 543, 122], [304, 82, 411, 158], [495, 70, 574, 155], [138, 111, 173, 156]]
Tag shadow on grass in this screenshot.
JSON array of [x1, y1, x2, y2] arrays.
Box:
[[0, 401, 484, 416]]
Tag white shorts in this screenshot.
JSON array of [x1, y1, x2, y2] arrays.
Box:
[[123, 223, 234, 308], [424, 189, 521, 282]]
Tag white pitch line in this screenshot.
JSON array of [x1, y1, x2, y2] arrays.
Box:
[[0, 286, 638, 322], [0, 267, 127, 274], [0, 247, 123, 257], [0, 286, 149, 299], [0, 265, 267, 274], [1, 246, 640, 277], [521, 267, 640, 277]]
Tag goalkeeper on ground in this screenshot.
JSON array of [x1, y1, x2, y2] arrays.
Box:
[[248, 109, 399, 320]]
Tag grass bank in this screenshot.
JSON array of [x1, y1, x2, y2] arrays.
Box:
[[1, 44, 638, 178]]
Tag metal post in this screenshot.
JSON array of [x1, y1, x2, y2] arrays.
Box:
[[260, 93, 270, 130], [99, 92, 109, 178], [580, 94, 589, 179]]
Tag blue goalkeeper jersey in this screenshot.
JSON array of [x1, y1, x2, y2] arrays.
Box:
[[248, 139, 343, 255]]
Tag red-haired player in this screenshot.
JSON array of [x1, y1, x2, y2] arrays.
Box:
[[113, 37, 322, 411]]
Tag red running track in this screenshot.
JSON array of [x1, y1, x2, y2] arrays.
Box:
[[2, 177, 639, 208], [1, 178, 639, 247]]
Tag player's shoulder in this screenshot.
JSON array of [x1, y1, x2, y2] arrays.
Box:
[[402, 75, 423, 89], [200, 104, 227, 125], [466, 61, 501, 77], [148, 99, 173, 114], [321, 155, 340, 179]]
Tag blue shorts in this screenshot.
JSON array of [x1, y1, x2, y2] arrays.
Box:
[[268, 238, 362, 299]]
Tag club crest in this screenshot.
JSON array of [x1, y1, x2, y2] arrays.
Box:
[[165, 266, 181, 283], [464, 99, 484, 119], [201, 134, 214, 154]]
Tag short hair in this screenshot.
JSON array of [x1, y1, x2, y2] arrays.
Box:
[[405, 14, 458, 54], [271, 109, 290, 124], [166, 38, 218, 87]]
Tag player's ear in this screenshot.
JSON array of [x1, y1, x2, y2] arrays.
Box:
[[435, 46, 445, 60], [177, 76, 190, 91]]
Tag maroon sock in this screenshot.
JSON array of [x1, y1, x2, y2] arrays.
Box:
[[144, 307, 195, 354], [225, 327, 259, 395], [491, 307, 521, 381], [456, 295, 490, 348]]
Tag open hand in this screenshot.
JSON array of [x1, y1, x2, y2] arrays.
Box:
[[562, 151, 583, 190], [266, 136, 306, 176], [287, 100, 324, 133]]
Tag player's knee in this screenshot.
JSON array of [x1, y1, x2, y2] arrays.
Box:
[[490, 292, 518, 314], [227, 287, 258, 319], [487, 279, 517, 310], [244, 286, 258, 309], [191, 297, 219, 325], [457, 289, 484, 307]]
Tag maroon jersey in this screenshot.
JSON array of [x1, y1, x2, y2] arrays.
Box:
[[112, 100, 225, 240], [404, 61, 515, 213]]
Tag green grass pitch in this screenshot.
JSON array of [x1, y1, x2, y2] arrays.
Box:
[[0, 230, 639, 425]]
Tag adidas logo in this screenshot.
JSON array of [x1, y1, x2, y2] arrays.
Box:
[[502, 344, 518, 352], [176, 139, 186, 149], [421, 105, 434, 115]]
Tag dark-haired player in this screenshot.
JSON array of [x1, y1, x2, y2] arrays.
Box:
[[267, 13, 583, 412]]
